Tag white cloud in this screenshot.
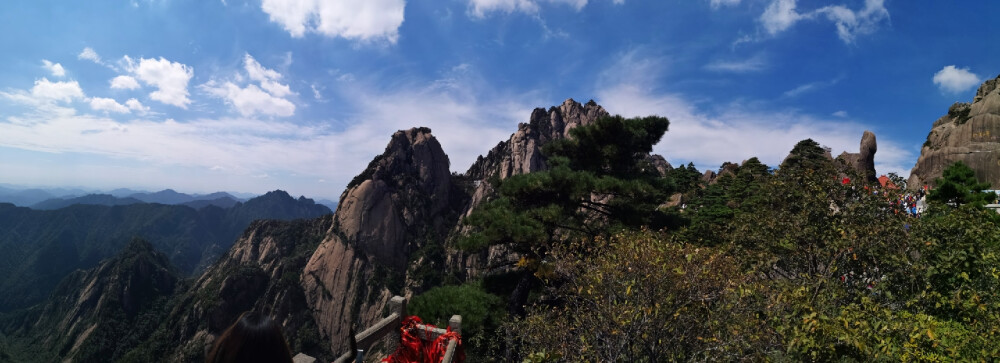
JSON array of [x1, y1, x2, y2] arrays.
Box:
[[125, 98, 150, 114], [815, 0, 890, 43], [833, 110, 848, 118], [110, 75, 141, 90], [78, 47, 102, 64], [89, 97, 130, 114], [932, 65, 981, 94], [243, 53, 292, 97], [203, 82, 296, 117], [260, 0, 405, 42], [41, 60, 66, 77], [126, 57, 194, 108], [704, 53, 767, 73], [760, 0, 803, 35], [201, 54, 296, 117], [710, 0, 740, 9], [31, 78, 85, 102], [758, 0, 889, 43]]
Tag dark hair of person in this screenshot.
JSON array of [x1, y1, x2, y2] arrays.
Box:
[[206, 311, 294, 363]]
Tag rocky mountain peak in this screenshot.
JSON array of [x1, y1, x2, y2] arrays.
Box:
[[331, 127, 452, 268], [301, 127, 460, 354], [975, 74, 999, 103], [909, 75, 1000, 189], [465, 98, 608, 181]]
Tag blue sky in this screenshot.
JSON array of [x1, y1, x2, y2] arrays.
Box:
[[0, 0, 996, 200]]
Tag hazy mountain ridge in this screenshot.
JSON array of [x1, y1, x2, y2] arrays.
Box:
[[0, 190, 331, 312]]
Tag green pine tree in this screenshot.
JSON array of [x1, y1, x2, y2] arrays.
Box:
[[929, 161, 992, 208]]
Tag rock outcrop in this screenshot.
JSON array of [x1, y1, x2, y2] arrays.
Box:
[[909, 75, 1000, 189], [836, 130, 879, 184], [302, 127, 463, 355]]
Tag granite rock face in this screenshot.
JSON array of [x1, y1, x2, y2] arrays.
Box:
[[836, 130, 879, 184], [331, 127, 453, 269], [302, 127, 462, 355], [909, 75, 1000, 189]]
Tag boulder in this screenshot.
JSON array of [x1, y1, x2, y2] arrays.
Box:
[[836, 130, 879, 184]]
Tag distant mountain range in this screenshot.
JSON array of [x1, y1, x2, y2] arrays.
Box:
[[0, 185, 339, 211], [0, 190, 332, 312]]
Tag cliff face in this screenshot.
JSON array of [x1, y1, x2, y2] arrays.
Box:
[[302, 127, 463, 354], [909, 75, 1000, 189]]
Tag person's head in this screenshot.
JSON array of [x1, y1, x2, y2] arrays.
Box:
[[206, 311, 294, 363]]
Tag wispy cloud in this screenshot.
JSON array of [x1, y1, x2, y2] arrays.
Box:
[[595, 50, 911, 176], [709, 0, 740, 10], [704, 53, 767, 73], [467, 0, 620, 18], [782, 75, 843, 98], [757, 0, 890, 44]]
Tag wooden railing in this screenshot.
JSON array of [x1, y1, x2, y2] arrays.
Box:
[[328, 296, 462, 363]]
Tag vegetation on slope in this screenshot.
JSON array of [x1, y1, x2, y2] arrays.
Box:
[[445, 114, 1000, 361]]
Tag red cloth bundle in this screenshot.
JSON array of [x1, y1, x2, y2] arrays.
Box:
[[382, 316, 464, 363]]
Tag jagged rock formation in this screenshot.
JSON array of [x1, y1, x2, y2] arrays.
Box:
[[909, 75, 1000, 189], [465, 99, 610, 181], [302, 127, 465, 355], [0, 239, 178, 363], [836, 130, 879, 184]]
